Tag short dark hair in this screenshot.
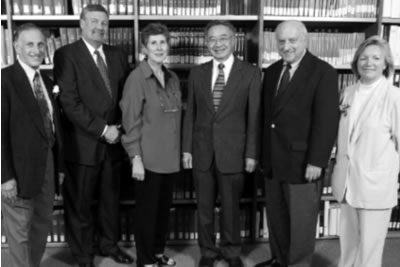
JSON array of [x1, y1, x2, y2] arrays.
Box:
[[204, 20, 236, 37], [14, 23, 44, 42], [80, 4, 109, 20], [141, 23, 170, 47], [351, 35, 394, 79]]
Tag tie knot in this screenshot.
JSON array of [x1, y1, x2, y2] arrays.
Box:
[[94, 50, 100, 56], [34, 71, 40, 82], [218, 63, 225, 70], [285, 63, 291, 70]]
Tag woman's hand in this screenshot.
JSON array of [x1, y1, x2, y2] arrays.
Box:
[[132, 156, 145, 181]]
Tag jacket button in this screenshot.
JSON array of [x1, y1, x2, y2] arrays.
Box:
[[271, 124, 275, 129]]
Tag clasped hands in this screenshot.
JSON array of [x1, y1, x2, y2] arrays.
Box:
[[103, 125, 121, 144]]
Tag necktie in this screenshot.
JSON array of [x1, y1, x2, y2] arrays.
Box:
[[94, 50, 112, 97], [212, 63, 225, 111], [33, 72, 55, 144], [275, 63, 291, 96]]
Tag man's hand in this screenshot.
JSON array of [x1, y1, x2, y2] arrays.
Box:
[[104, 125, 121, 144], [2, 179, 18, 203], [182, 153, 192, 169], [305, 164, 322, 182], [245, 158, 257, 173], [132, 156, 145, 181]]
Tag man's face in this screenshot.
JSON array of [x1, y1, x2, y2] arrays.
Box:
[[14, 28, 46, 69], [275, 24, 307, 64], [80, 11, 109, 48], [206, 25, 235, 62]]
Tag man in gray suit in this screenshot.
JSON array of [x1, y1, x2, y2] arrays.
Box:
[[182, 20, 261, 267]]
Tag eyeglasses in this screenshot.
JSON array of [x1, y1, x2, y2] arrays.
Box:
[[207, 36, 233, 46]]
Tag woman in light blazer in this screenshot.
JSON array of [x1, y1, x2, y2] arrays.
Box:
[[332, 36, 400, 267]]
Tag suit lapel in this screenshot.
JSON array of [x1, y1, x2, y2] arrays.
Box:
[[12, 62, 47, 138], [217, 58, 243, 114], [77, 40, 113, 104], [104, 46, 118, 104], [273, 52, 313, 117], [201, 61, 214, 113]]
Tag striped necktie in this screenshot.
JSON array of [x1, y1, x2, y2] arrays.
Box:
[[275, 63, 291, 96], [94, 50, 112, 97], [33, 72, 55, 144], [212, 63, 225, 111]]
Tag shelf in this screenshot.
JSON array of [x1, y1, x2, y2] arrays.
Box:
[[382, 17, 400, 24], [9, 15, 136, 21], [1, 15, 7, 21], [262, 63, 352, 70], [139, 15, 258, 21], [263, 16, 377, 23]]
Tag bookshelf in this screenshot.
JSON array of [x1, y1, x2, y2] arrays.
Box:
[[1, 0, 400, 248]]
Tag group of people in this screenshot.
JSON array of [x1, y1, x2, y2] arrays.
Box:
[[1, 3, 399, 267]]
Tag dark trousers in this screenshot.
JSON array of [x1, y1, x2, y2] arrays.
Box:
[[1, 149, 54, 267], [193, 160, 244, 259], [63, 157, 121, 264], [265, 177, 322, 267], [134, 169, 176, 266]]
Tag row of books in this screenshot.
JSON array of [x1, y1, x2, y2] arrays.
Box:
[[43, 27, 134, 64], [12, 0, 68, 15], [72, 0, 134, 15], [382, 0, 400, 18], [1, 26, 13, 66], [263, 0, 377, 18], [262, 30, 365, 66]]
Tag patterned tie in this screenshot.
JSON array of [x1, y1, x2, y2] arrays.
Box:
[[33, 72, 55, 144], [275, 63, 291, 96], [212, 63, 225, 111], [94, 50, 112, 97]]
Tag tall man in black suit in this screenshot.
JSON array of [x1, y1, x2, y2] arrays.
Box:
[[53, 4, 132, 267], [182, 20, 261, 267], [1, 23, 65, 267], [256, 21, 339, 267]]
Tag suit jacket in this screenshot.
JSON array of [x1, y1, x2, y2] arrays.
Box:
[[182, 57, 261, 173], [262, 51, 339, 183], [1, 61, 64, 198], [53, 39, 130, 165], [332, 77, 400, 209]]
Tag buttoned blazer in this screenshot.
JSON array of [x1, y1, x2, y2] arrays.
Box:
[[261, 51, 339, 183], [332, 78, 400, 209], [182, 57, 261, 173], [54, 39, 130, 165], [1, 61, 65, 198]]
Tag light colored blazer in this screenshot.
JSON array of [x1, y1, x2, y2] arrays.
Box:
[[332, 77, 400, 209]]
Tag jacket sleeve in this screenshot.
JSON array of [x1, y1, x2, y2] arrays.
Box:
[[308, 64, 340, 168], [53, 49, 107, 138], [182, 69, 196, 154]]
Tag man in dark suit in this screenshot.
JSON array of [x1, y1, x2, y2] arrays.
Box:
[[256, 21, 339, 267], [1, 23, 65, 267], [53, 4, 132, 267], [182, 20, 261, 267]]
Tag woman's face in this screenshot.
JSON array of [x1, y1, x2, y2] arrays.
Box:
[[357, 44, 387, 84], [143, 34, 169, 65]]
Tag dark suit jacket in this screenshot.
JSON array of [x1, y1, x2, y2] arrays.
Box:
[[182, 57, 261, 173], [1, 61, 64, 198], [262, 51, 339, 184], [53, 39, 129, 165]]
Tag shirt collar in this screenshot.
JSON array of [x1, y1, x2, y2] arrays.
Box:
[[18, 58, 39, 83], [140, 60, 171, 81], [213, 54, 234, 70], [82, 37, 104, 56]]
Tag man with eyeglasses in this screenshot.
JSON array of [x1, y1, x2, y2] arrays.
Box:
[[182, 20, 261, 267]]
